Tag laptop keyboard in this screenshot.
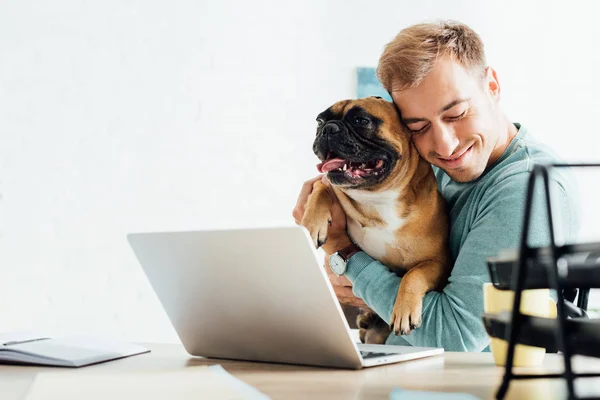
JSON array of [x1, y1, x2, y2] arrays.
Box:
[[360, 351, 393, 359]]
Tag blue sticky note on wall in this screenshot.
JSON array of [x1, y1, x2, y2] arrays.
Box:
[[356, 67, 392, 101]]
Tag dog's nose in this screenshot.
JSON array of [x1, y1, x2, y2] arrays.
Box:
[[322, 122, 341, 136]]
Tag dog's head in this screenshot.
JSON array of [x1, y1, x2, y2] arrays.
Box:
[[314, 97, 411, 190]]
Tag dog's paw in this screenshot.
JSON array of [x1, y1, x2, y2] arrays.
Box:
[[390, 292, 423, 336], [357, 310, 390, 344], [357, 311, 374, 343], [300, 210, 332, 249]]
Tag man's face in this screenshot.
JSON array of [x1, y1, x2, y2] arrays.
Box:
[[391, 57, 503, 183]]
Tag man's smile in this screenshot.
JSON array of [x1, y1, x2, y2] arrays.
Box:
[[437, 144, 474, 169]]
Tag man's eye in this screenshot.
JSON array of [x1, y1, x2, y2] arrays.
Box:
[[352, 117, 370, 126], [407, 122, 429, 134], [409, 125, 429, 135], [447, 110, 467, 121]]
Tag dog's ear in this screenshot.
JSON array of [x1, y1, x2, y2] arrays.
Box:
[[391, 101, 402, 119], [390, 100, 413, 136]]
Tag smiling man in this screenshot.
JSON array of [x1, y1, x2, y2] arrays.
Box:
[[389, 48, 517, 184], [293, 21, 579, 351]]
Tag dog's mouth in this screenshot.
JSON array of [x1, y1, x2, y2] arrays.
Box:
[[317, 153, 387, 180]]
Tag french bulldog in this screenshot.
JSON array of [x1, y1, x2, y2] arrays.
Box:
[[301, 97, 452, 343]]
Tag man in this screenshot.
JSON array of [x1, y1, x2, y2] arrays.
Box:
[[292, 21, 578, 351]]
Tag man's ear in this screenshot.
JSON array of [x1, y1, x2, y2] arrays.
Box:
[[485, 66, 501, 101]]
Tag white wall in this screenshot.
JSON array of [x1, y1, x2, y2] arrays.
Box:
[[2, 0, 600, 343]]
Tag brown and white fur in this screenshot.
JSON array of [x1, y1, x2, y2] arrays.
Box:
[[300, 97, 451, 343]]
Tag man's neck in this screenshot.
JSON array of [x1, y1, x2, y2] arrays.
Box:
[[488, 116, 518, 166]]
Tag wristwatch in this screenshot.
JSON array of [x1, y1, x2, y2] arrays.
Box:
[[329, 243, 362, 276]]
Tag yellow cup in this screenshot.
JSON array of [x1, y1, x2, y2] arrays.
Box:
[[483, 282, 557, 367]]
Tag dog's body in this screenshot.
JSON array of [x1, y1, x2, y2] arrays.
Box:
[[301, 97, 451, 343]]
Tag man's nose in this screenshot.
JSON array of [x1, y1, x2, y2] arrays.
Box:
[[431, 123, 459, 158]]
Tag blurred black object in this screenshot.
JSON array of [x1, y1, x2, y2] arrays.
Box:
[[482, 163, 600, 400]]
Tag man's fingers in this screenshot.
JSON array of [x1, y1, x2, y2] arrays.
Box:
[[292, 175, 324, 223], [323, 244, 366, 307], [292, 208, 303, 225], [350, 298, 368, 308], [333, 285, 356, 301], [334, 286, 368, 308], [326, 267, 351, 284], [335, 290, 367, 308], [328, 272, 353, 288]]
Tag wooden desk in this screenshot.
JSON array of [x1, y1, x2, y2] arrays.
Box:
[[3, 343, 600, 399]]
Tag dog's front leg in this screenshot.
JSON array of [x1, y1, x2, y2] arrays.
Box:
[[300, 180, 333, 248], [390, 260, 447, 336]]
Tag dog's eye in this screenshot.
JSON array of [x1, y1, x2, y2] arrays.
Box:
[[352, 117, 370, 126], [316, 118, 325, 127]]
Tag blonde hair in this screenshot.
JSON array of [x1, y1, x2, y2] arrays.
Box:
[[377, 20, 487, 93]]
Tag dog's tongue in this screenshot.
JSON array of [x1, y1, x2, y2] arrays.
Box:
[[317, 158, 346, 173]]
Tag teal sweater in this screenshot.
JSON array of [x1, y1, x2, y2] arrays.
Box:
[[345, 124, 579, 352]]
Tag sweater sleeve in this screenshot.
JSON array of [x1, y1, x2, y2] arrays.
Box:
[[344, 172, 575, 351]]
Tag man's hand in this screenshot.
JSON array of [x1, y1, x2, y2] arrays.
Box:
[[292, 175, 351, 254], [326, 266, 369, 308], [293, 175, 369, 310], [292, 175, 324, 225]]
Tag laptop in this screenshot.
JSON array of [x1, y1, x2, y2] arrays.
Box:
[[127, 226, 443, 369]]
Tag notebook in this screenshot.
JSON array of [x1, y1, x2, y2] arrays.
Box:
[[0, 331, 149, 367]]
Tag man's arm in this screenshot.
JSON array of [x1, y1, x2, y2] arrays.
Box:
[[345, 173, 575, 351]]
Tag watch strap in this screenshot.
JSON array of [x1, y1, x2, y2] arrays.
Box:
[[338, 243, 361, 262]]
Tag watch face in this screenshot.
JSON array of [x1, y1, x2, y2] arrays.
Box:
[[329, 253, 346, 276]]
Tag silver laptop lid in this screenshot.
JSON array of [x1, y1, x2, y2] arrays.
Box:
[[127, 226, 364, 369]]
